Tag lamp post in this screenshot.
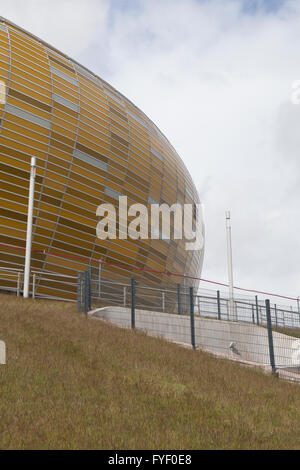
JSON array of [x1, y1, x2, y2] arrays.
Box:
[[23, 157, 36, 298], [226, 211, 236, 321]]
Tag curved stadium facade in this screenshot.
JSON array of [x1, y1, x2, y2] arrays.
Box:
[[0, 18, 204, 300]]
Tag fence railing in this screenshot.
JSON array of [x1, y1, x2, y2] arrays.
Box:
[[87, 276, 300, 377], [2, 265, 300, 376], [0, 266, 77, 301], [77, 271, 300, 377], [1, 265, 300, 330], [76, 270, 300, 330]]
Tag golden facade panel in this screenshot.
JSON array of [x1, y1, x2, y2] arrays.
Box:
[[0, 18, 204, 300]]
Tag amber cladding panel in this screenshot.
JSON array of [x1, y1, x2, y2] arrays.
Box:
[[0, 18, 204, 300]]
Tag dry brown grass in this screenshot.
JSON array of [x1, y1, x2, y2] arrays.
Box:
[[1, 293, 300, 449], [273, 326, 300, 339]]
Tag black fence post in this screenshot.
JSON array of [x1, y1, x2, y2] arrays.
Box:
[[131, 275, 135, 329], [84, 269, 91, 315], [87, 265, 92, 311], [252, 305, 255, 323], [177, 284, 182, 315], [265, 299, 276, 375], [84, 270, 88, 314], [217, 290, 221, 320], [98, 262, 102, 304], [189, 287, 196, 350], [255, 295, 259, 325], [77, 271, 83, 312], [274, 304, 278, 328]]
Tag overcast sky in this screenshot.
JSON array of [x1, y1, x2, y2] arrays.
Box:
[[1, 0, 300, 302]]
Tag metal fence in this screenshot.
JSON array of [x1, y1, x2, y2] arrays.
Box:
[[76, 269, 300, 329], [0, 266, 77, 301], [76, 270, 300, 379], [77, 274, 300, 379], [2, 265, 300, 378], [1, 265, 300, 331]]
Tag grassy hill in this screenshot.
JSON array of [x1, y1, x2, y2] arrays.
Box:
[[1, 293, 300, 449]]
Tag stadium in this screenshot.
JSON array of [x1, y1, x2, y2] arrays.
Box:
[[0, 17, 204, 300]]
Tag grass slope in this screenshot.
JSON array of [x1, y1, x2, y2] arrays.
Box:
[[273, 326, 300, 339], [0, 294, 300, 450]]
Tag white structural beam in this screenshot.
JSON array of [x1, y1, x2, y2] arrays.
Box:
[[226, 211, 237, 321], [23, 157, 36, 299]]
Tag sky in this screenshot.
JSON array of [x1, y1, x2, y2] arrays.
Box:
[[0, 0, 300, 302]]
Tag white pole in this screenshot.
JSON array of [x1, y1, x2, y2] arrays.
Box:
[[226, 211, 236, 321], [23, 157, 36, 298]]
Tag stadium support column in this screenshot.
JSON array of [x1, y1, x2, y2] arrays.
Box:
[[23, 157, 36, 298], [226, 211, 237, 321]]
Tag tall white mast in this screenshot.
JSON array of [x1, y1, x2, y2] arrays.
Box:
[[226, 211, 236, 321], [23, 157, 36, 298]]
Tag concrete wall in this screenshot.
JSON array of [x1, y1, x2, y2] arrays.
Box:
[[91, 306, 300, 368]]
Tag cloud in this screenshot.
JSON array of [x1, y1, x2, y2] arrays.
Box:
[[0, 0, 109, 56], [96, 0, 300, 300], [1, 0, 300, 301]]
